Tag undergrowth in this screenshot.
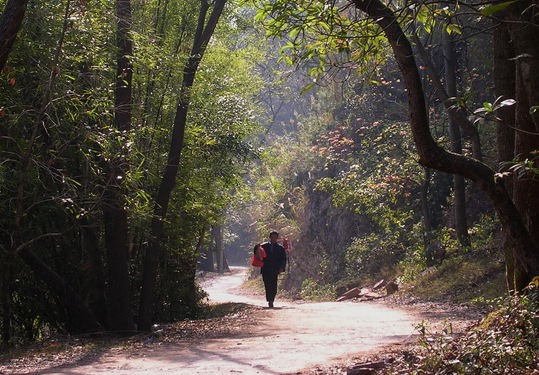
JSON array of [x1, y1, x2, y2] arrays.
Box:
[[404, 254, 506, 304], [384, 287, 539, 374], [291, 215, 507, 304]]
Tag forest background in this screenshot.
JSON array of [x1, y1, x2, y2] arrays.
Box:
[[0, 3, 538, 370]]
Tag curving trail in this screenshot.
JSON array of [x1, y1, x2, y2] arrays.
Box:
[[40, 267, 419, 375]]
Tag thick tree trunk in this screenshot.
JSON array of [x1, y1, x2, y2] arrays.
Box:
[[351, 0, 539, 290], [511, 62, 539, 289], [495, 3, 539, 290], [507, 1, 539, 253], [493, 23, 516, 165], [0, 0, 29, 71], [442, 31, 470, 248], [138, 0, 227, 331], [102, 0, 135, 333]]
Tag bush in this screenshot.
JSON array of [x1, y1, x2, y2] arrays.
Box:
[[385, 292, 539, 374], [344, 233, 409, 280], [300, 278, 336, 301]]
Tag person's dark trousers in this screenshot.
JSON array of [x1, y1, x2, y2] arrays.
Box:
[[262, 271, 279, 303]]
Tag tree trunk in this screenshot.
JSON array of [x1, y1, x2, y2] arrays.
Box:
[[222, 254, 230, 273], [102, 0, 135, 333], [138, 0, 227, 331], [493, 20, 517, 292], [213, 225, 229, 273], [197, 227, 214, 272], [507, 1, 539, 247], [496, 3, 539, 290], [442, 30, 470, 248], [412, 31, 483, 161], [511, 54, 539, 289], [420, 168, 435, 266], [199, 246, 215, 272], [0, 0, 29, 71], [351, 0, 539, 290]]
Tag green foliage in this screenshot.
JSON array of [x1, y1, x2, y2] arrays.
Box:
[[314, 120, 422, 232], [392, 294, 539, 374], [254, 0, 389, 86], [344, 233, 409, 279], [480, 1, 517, 16], [300, 277, 336, 301], [409, 255, 506, 303], [0, 0, 267, 345], [399, 216, 505, 302]]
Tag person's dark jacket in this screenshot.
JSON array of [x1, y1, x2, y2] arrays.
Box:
[[260, 241, 287, 274]]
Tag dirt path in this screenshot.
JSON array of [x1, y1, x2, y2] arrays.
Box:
[[25, 267, 421, 375]]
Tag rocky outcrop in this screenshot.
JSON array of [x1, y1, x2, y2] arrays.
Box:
[[282, 180, 371, 292]]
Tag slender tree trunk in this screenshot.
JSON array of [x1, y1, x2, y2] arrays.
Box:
[[352, 0, 539, 290], [214, 225, 223, 273], [442, 31, 470, 248], [412, 32, 483, 161], [213, 225, 229, 273], [493, 20, 517, 292], [78, 60, 109, 327], [138, 0, 227, 331], [420, 168, 435, 266], [0, 0, 29, 71], [101, 0, 135, 333], [140, 0, 170, 129], [187, 227, 208, 304]]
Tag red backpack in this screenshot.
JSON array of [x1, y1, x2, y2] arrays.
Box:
[[251, 246, 266, 267]]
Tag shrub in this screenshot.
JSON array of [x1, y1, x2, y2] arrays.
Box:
[[300, 278, 336, 301], [344, 233, 408, 279], [385, 292, 539, 374]]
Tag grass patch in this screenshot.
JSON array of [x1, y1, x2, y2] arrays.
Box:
[[407, 255, 506, 303], [384, 293, 539, 374], [299, 277, 337, 301], [198, 302, 251, 319]]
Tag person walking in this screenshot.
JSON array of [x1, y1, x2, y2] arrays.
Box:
[[258, 231, 287, 308]]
